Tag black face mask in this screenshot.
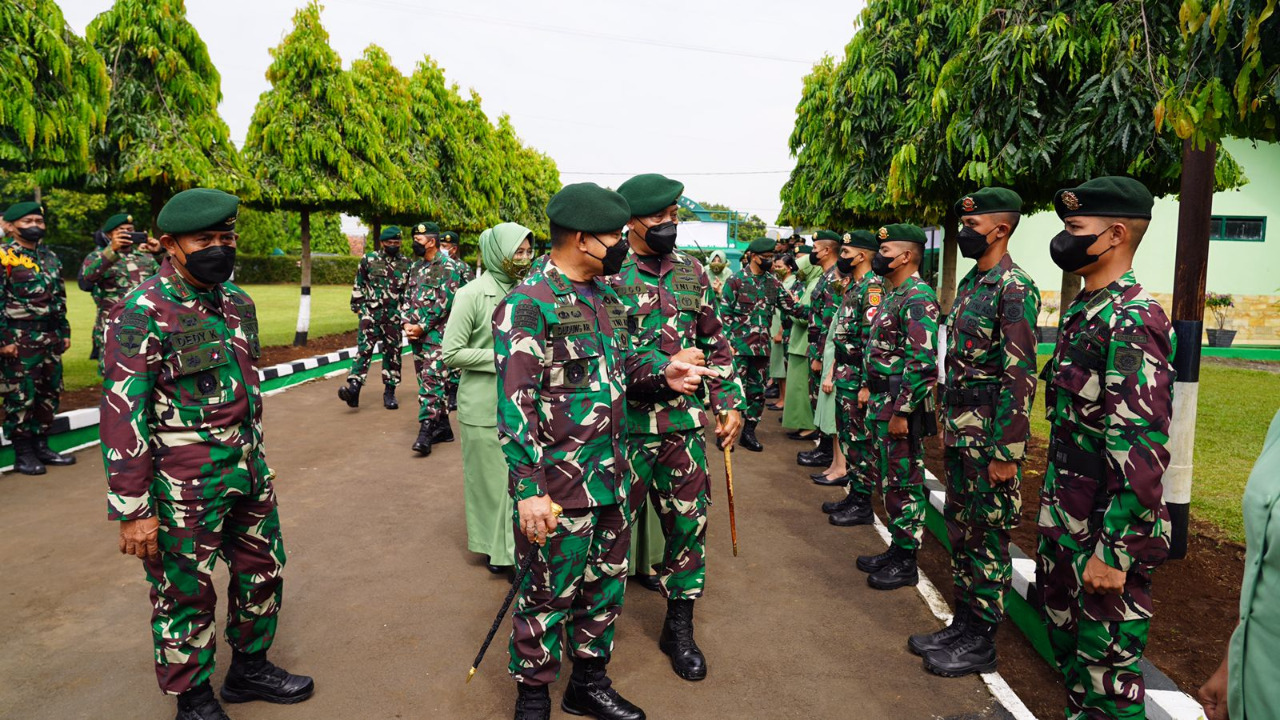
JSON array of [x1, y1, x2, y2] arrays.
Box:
[[642, 221, 678, 255], [808, 248, 820, 264], [957, 226, 994, 259], [17, 226, 46, 243], [836, 257, 855, 275], [1050, 229, 1112, 273], [871, 252, 897, 277], [588, 235, 628, 275], [412, 242, 427, 257], [383, 245, 401, 257], [182, 245, 236, 285]]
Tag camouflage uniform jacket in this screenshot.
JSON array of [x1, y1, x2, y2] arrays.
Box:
[[942, 253, 1040, 461], [445, 253, 473, 284], [100, 261, 265, 521], [494, 260, 670, 510], [79, 246, 160, 313], [718, 270, 800, 357], [863, 274, 939, 422], [807, 265, 842, 363], [1040, 269, 1175, 572], [0, 241, 69, 343], [610, 251, 745, 434], [350, 251, 409, 321], [827, 270, 883, 390], [400, 255, 463, 346]]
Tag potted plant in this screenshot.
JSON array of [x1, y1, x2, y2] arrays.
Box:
[[1038, 302, 1059, 344], [1205, 292, 1238, 347]]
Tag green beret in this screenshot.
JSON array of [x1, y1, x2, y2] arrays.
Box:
[[546, 183, 631, 233], [1054, 176, 1154, 220], [616, 173, 685, 217], [379, 226, 402, 241], [156, 189, 239, 234], [439, 231, 460, 243], [101, 212, 135, 233], [955, 187, 1022, 217], [876, 223, 928, 246], [814, 229, 842, 243], [3, 201, 44, 223], [843, 230, 878, 251], [747, 237, 776, 253]]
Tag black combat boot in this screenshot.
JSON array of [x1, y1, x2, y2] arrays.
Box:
[[561, 658, 645, 720], [447, 384, 458, 411], [431, 417, 455, 443], [811, 472, 848, 487], [829, 494, 873, 526], [412, 421, 434, 456], [764, 382, 779, 399], [659, 599, 707, 681], [822, 491, 858, 514], [909, 605, 971, 656], [175, 683, 230, 720], [337, 378, 361, 408], [34, 436, 76, 466], [796, 435, 833, 467], [513, 683, 552, 720], [632, 574, 661, 592], [922, 621, 998, 677], [12, 438, 47, 476], [220, 649, 314, 705], [867, 546, 919, 591], [737, 420, 763, 452], [383, 384, 399, 410], [856, 546, 896, 574]]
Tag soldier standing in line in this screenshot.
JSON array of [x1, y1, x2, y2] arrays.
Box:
[[494, 182, 713, 720], [1037, 177, 1175, 719], [1, 201, 75, 475], [855, 224, 939, 591], [908, 188, 1040, 678], [797, 230, 843, 470], [402, 222, 464, 455], [339, 226, 408, 410], [79, 212, 160, 363], [101, 188, 313, 720], [439, 229, 469, 411]]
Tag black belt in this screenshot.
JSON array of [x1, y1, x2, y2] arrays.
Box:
[[942, 383, 999, 406], [866, 373, 902, 394], [1048, 433, 1106, 478], [5, 318, 53, 332]]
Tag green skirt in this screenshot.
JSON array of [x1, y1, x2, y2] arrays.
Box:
[[627, 499, 665, 576], [782, 353, 815, 430], [461, 422, 516, 566], [768, 341, 787, 379]]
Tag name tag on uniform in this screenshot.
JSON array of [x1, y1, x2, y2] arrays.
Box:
[[175, 345, 229, 375], [550, 306, 592, 337], [173, 329, 221, 350]]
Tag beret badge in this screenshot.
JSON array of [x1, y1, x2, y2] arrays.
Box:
[[877, 227, 889, 240], [842, 233, 852, 241], [1062, 191, 1081, 211], [961, 196, 976, 212]]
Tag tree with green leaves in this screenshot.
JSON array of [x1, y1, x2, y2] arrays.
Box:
[[235, 207, 346, 256], [1, 1, 110, 187], [85, 0, 246, 230], [349, 44, 415, 241]]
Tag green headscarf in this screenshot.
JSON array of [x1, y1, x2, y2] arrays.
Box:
[[481, 221, 533, 288]]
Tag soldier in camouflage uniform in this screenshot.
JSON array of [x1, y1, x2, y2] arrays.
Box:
[[1, 201, 75, 476], [1037, 177, 1176, 720], [496, 183, 712, 720], [340, 226, 409, 410], [823, 230, 884, 524], [908, 188, 1041, 678], [79, 212, 160, 362], [439, 230, 469, 411], [100, 189, 312, 720], [613, 174, 745, 682], [797, 230, 842, 469], [403, 222, 464, 455], [855, 224, 939, 591], [718, 236, 800, 451]]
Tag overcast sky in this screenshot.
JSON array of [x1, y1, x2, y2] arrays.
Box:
[[60, 0, 865, 227]]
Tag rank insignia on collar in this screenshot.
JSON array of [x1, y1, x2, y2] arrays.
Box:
[[1062, 191, 1081, 211], [878, 227, 888, 240], [961, 196, 976, 212]]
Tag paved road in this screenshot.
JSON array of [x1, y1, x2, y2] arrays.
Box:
[[0, 368, 1014, 719]]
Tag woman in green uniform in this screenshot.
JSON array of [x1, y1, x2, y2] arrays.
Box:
[[782, 252, 822, 435], [707, 250, 733, 298], [768, 255, 797, 411], [441, 222, 533, 574]]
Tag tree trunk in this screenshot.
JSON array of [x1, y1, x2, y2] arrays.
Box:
[[294, 209, 312, 347], [1058, 271, 1082, 312], [938, 209, 959, 314], [150, 186, 166, 237], [371, 220, 382, 249], [33, 186, 42, 203]]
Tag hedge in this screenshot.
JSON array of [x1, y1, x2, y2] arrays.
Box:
[[233, 254, 361, 285]]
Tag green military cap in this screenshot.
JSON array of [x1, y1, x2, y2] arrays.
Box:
[[439, 231, 460, 243], [379, 226, 402, 241], [546, 183, 631, 233], [3, 201, 44, 223], [412, 222, 440, 235], [156, 188, 238, 234], [877, 223, 928, 245], [813, 229, 842, 243], [101, 212, 134, 233], [843, 230, 878, 251], [1055, 176, 1154, 220], [746, 237, 776, 253], [955, 187, 1022, 217], [616, 173, 685, 217]]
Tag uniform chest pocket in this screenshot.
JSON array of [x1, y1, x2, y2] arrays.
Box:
[[1051, 360, 1102, 406], [547, 336, 603, 392], [171, 343, 235, 406]]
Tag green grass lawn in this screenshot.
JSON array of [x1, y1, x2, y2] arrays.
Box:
[[63, 284, 357, 392], [1030, 357, 1280, 544]]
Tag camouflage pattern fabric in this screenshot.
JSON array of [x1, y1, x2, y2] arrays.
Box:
[[79, 246, 160, 358], [99, 261, 283, 695], [720, 268, 798, 421], [836, 388, 875, 498], [869, 419, 929, 550], [806, 265, 841, 363], [625, 430, 709, 600], [828, 270, 884, 499], [944, 446, 1018, 624], [1, 241, 69, 440], [348, 250, 409, 386], [402, 255, 463, 423]]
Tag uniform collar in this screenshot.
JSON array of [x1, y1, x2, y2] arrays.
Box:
[[977, 253, 1013, 285], [159, 259, 220, 304]]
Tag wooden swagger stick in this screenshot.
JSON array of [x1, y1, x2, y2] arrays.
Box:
[[720, 412, 739, 557]]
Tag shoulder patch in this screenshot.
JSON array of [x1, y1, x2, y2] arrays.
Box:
[[909, 302, 926, 321], [117, 327, 147, 358], [511, 300, 541, 330], [1002, 291, 1027, 322], [119, 312, 149, 330], [1113, 346, 1144, 375], [867, 286, 883, 307]]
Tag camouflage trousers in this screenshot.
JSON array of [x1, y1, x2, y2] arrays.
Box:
[[836, 387, 874, 499], [1037, 536, 1154, 720], [733, 355, 769, 422], [944, 446, 1021, 625], [93, 306, 110, 360], [510, 504, 630, 686], [868, 417, 927, 551], [1, 329, 63, 440], [349, 314, 402, 387], [410, 341, 448, 424], [626, 430, 710, 600], [144, 460, 286, 694]]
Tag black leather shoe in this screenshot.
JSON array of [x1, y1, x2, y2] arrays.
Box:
[[487, 563, 510, 575], [220, 651, 314, 705], [923, 624, 998, 677], [632, 574, 661, 592], [383, 384, 399, 410], [786, 429, 817, 441], [829, 500, 873, 527], [658, 599, 707, 681], [337, 379, 361, 408], [447, 388, 458, 412], [856, 547, 895, 574], [797, 435, 833, 466], [176, 684, 230, 720], [764, 383, 779, 399], [822, 492, 858, 514], [34, 437, 76, 466], [811, 473, 848, 486], [412, 421, 434, 456], [432, 419, 455, 443], [868, 549, 919, 590], [561, 660, 645, 720], [12, 439, 47, 476], [737, 421, 763, 452], [514, 683, 552, 720], [909, 606, 971, 656]]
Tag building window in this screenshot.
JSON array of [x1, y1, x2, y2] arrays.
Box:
[[1210, 215, 1266, 242]]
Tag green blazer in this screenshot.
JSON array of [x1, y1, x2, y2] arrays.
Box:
[[441, 270, 511, 428]]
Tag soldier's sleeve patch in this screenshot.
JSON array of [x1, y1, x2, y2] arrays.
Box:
[[867, 287, 882, 306], [909, 302, 926, 320], [1113, 346, 1144, 375], [118, 312, 149, 330], [512, 300, 541, 330], [1113, 330, 1148, 344], [1002, 291, 1027, 322], [117, 327, 148, 358]]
